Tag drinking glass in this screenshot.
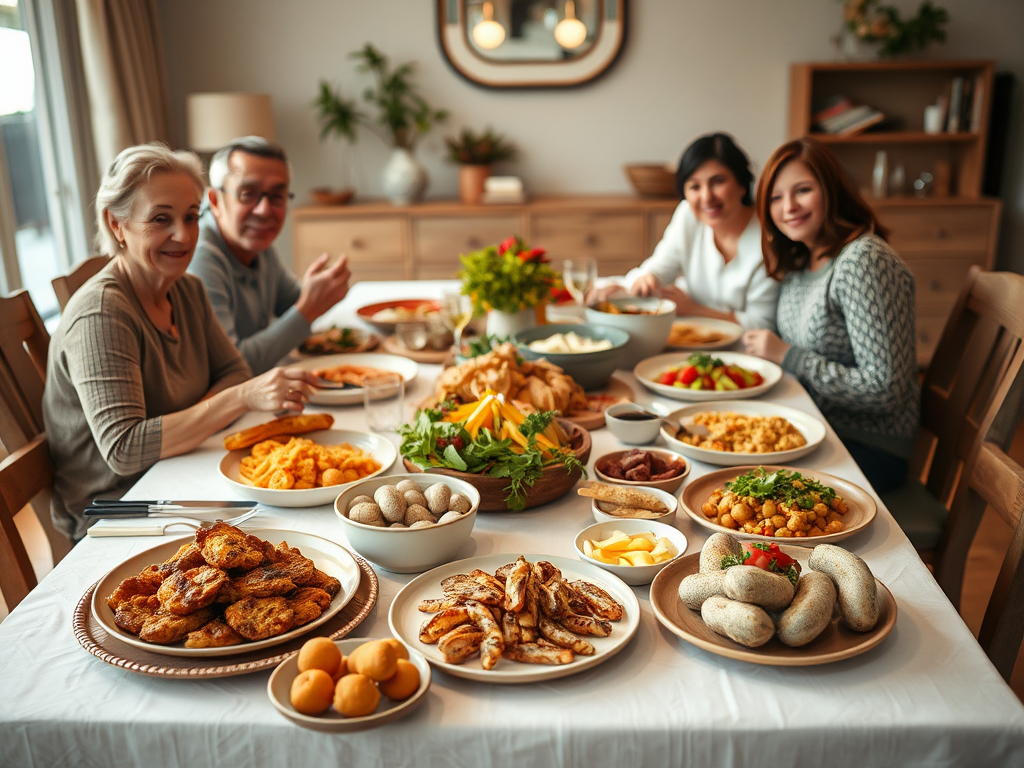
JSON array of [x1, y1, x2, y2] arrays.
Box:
[[563, 258, 598, 307], [396, 321, 428, 351], [440, 292, 474, 354], [363, 373, 404, 433]]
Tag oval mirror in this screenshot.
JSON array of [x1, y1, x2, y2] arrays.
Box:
[[437, 0, 627, 88]]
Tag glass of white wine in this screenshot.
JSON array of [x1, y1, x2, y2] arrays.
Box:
[[440, 292, 474, 354], [563, 258, 598, 308]]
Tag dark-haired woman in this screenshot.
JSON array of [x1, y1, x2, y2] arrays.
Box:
[[624, 133, 779, 329], [743, 137, 919, 491]]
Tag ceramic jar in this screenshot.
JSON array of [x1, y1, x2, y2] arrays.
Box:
[[382, 148, 428, 206]]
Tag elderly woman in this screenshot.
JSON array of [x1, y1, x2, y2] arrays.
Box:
[[43, 143, 318, 540]]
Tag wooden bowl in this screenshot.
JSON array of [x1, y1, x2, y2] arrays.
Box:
[[623, 164, 678, 197], [311, 187, 354, 206], [401, 420, 592, 511]]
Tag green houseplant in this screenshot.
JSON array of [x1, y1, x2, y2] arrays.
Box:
[[445, 127, 518, 204], [840, 0, 948, 57], [315, 44, 448, 205]]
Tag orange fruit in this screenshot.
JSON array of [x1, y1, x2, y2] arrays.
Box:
[[289, 669, 334, 715], [333, 673, 381, 717], [347, 639, 398, 682], [297, 637, 342, 677], [378, 659, 420, 701], [382, 637, 409, 661]]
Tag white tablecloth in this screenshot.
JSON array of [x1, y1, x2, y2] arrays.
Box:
[[2, 281, 1023, 768]]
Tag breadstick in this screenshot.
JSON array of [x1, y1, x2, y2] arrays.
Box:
[[576, 482, 668, 513], [223, 413, 334, 451]]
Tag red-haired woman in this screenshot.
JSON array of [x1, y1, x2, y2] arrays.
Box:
[[742, 137, 919, 491]]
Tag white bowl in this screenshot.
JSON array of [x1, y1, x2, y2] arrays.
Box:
[[633, 351, 782, 402], [604, 403, 663, 445], [589, 483, 679, 525], [219, 429, 397, 508], [334, 474, 480, 573], [666, 317, 744, 350], [289, 353, 419, 406], [574, 519, 688, 586], [584, 297, 676, 368]]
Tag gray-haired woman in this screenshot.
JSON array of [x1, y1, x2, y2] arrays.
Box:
[[43, 143, 318, 540]]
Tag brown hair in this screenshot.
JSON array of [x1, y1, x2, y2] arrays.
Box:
[[756, 137, 888, 278]]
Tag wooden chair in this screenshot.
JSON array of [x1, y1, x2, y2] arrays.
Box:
[[0, 434, 53, 610], [50, 255, 110, 312], [881, 267, 1024, 553]]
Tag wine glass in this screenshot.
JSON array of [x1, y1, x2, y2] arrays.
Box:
[[563, 258, 598, 308], [440, 292, 474, 354]]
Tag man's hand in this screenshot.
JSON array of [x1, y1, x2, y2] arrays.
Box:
[[296, 253, 351, 323], [743, 329, 791, 365]]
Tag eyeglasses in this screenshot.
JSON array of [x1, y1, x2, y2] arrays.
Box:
[[229, 187, 295, 209]]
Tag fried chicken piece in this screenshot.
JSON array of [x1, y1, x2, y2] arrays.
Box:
[[465, 602, 504, 670], [217, 547, 316, 603], [156, 566, 228, 616], [569, 580, 624, 621], [158, 542, 208, 575], [504, 556, 530, 613], [139, 607, 215, 644], [105, 567, 164, 611], [287, 587, 332, 626], [539, 617, 594, 656], [224, 597, 296, 641], [502, 642, 575, 666], [194, 523, 265, 570], [303, 567, 342, 598], [436, 625, 484, 664], [419, 606, 472, 643], [113, 594, 161, 635], [184, 618, 243, 649]]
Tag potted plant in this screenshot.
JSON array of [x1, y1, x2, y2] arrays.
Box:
[[459, 236, 561, 337], [444, 127, 518, 205], [315, 44, 449, 205], [838, 0, 948, 57]]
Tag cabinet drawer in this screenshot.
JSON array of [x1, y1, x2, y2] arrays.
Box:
[[902, 255, 986, 308], [882, 207, 993, 254], [414, 216, 522, 266], [293, 218, 406, 278], [531, 213, 644, 260], [649, 210, 673, 252], [916, 306, 953, 367]]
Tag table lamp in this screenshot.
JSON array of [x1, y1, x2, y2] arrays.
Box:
[[186, 93, 275, 153]]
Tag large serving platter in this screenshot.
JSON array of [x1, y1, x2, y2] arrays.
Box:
[[388, 553, 640, 683], [220, 428, 396, 508], [679, 465, 877, 546], [634, 351, 782, 402], [660, 401, 827, 467], [91, 529, 362, 658], [290, 353, 419, 406], [356, 299, 440, 334], [665, 317, 744, 350], [650, 547, 897, 666]]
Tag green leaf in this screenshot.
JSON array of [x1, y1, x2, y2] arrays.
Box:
[[443, 444, 468, 471]]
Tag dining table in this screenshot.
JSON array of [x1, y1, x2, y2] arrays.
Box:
[[1, 279, 1023, 768]]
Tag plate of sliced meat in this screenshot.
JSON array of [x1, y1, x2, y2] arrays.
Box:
[[290, 353, 419, 405], [387, 553, 640, 683]]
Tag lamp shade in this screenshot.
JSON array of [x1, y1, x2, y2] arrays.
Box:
[[186, 93, 275, 152]]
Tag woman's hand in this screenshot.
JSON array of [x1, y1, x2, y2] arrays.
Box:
[[587, 283, 626, 305], [658, 284, 700, 316], [628, 273, 661, 297], [743, 329, 791, 365], [237, 367, 319, 413]]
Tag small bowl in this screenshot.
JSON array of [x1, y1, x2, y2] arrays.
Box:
[[335, 474, 480, 573], [584, 298, 676, 368], [267, 637, 431, 732], [513, 323, 630, 391], [604, 404, 663, 445], [623, 164, 678, 197], [593, 448, 691, 493], [311, 187, 354, 206], [574, 518, 688, 586], [588, 483, 679, 525]]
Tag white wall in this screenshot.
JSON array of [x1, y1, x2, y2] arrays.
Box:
[[157, 0, 1024, 271]]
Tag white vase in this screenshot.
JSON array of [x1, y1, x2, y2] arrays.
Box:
[[486, 308, 537, 339], [382, 148, 428, 206]]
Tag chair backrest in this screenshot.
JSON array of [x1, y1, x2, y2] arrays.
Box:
[[934, 349, 1024, 682], [0, 289, 49, 449], [0, 434, 54, 611], [50, 255, 111, 312]]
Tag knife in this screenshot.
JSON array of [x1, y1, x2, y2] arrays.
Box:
[[84, 505, 256, 518], [92, 499, 254, 508]]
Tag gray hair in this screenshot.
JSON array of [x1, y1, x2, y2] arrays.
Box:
[[94, 143, 204, 256], [207, 136, 291, 191]]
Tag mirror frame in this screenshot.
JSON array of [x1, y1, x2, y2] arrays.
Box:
[[436, 0, 628, 89]]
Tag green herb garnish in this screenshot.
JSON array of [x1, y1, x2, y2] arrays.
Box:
[[725, 467, 836, 510], [687, 353, 725, 371]]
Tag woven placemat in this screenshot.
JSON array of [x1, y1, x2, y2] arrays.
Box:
[[73, 552, 378, 678]]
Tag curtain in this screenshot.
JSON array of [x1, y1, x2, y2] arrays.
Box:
[[75, 0, 171, 173]]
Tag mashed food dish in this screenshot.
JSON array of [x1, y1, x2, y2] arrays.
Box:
[[528, 332, 613, 354], [678, 412, 807, 454], [240, 437, 381, 489]]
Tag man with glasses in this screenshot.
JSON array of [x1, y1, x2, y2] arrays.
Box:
[[189, 136, 351, 374]]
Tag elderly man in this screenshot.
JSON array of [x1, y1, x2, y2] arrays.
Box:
[[189, 136, 351, 374]]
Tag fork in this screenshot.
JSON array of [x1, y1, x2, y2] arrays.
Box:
[[87, 508, 260, 538]]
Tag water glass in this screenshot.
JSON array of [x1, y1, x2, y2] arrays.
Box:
[[396, 321, 428, 350], [363, 373, 404, 433], [563, 258, 598, 307]]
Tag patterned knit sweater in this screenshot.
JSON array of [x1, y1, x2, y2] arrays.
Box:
[[778, 234, 920, 459]]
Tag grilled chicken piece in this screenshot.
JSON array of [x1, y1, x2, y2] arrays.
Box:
[[287, 587, 332, 626], [504, 556, 530, 613], [184, 618, 243, 648], [470, 569, 505, 595], [440, 574, 503, 606], [560, 612, 612, 637], [195, 523, 265, 570], [534, 560, 562, 585], [520, 625, 540, 643], [139, 607, 215, 644], [538, 579, 572, 619], [113, 594, 161, 635], [501, 609, 521, 646], [419, 606, 472, 643], [502, 642, 575, 666], [217, 547, 316, 603], [519, 573, 540, 628], [417, 597, 470, 612], [156, 566, 228, 616], [224, 597, 296, 641], [495, 562, 516, 581], [437, 625, 484, 664], [539, 617, 594, 656], [303, 567, 342, 598], [569, 580, 624, 621], [465, 602, 504, 670], [106, 568, 164, 612]]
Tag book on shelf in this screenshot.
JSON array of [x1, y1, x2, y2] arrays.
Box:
[[947, 76, 964, 132], [812, 95, 885, 136], [970, 73, 986, 132]]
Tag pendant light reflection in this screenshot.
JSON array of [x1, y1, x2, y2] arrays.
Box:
[[554, 0, 587, 49], [472, 2, 505, 50]]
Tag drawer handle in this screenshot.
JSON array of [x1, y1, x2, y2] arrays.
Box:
[[349, 238, 364, 249], [933, 228, 948, 239], [928, 279, 940, 291], [584, 234, 598, 247]]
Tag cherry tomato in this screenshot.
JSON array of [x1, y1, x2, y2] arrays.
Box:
[[677, 365, 699, 385]]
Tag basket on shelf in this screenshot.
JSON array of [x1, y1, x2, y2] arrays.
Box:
[[623, 164, 678, 197]]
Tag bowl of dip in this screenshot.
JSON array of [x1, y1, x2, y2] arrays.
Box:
[[513, 323, 629, 391]]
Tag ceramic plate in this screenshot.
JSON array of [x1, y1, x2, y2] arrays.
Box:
[[650, 547, 897, 665], [659, 401, 827, 467], [679, 465, 876, 546], [634, 351, 782, 402], [356, 299, 440, 334], [295, 328, 379, 357], [388, 553, 640, 683], [267, 637, 431, 731], [562, 376, 635, 431], [92, 529, 362, 658], [291, 354, 419, 406], [219, 429, 397, 508], [666, 317, 744, 350]]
